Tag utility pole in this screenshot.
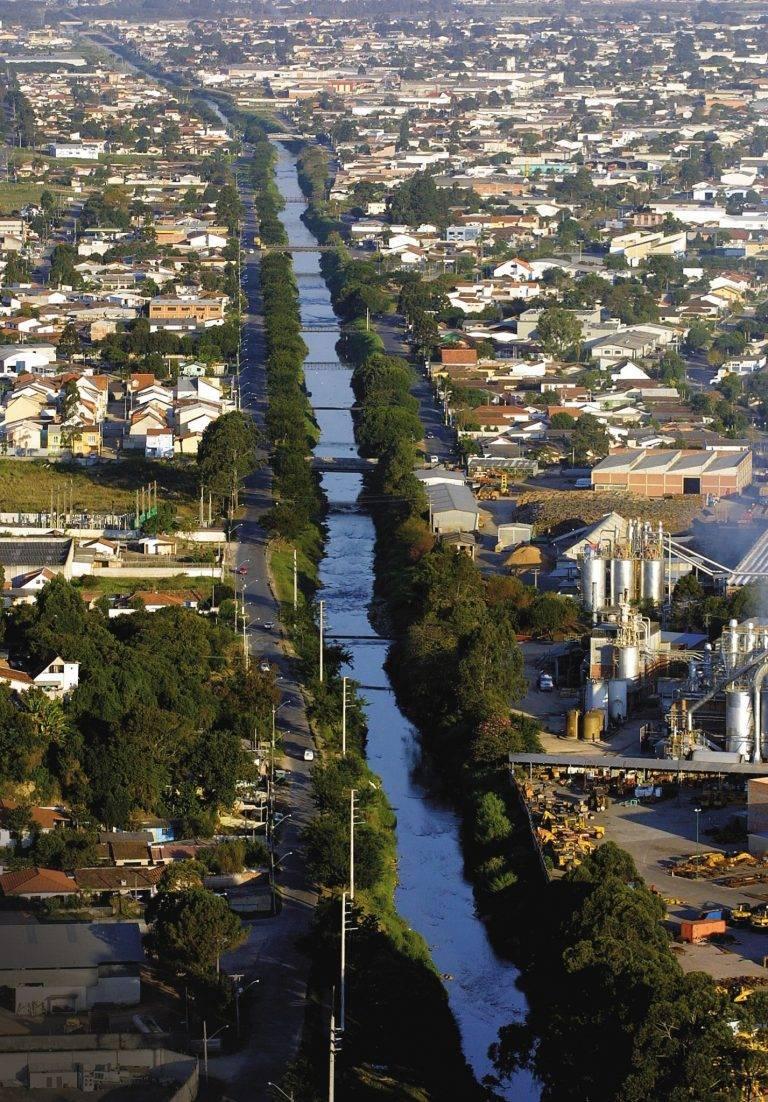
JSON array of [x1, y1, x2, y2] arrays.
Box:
[[342, 676, 347, 757], [241, 582, 249, 670], [329, 987, 337, 1102], [340, 892, 347, 1034], [319, 599, 325, 682], [349, 788, 356, 902], [293, 547, 298, 610]]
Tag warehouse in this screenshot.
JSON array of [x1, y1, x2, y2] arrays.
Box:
[[425, 481, 481, 534], [591, 449, 752, 497]]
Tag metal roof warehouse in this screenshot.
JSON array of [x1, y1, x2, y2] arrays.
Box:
[[590, 448, 752, 497]]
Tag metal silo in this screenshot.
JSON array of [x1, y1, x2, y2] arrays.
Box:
[[725, 688, 752, 758], [616, 644, 640, 681], [611, 558, 635, 605], [584, 679, 609, 714], [641, 557, 663, 605], [722, 619, 739, 668], [608, 679, 627, 722], [581, 552, 606, 612]]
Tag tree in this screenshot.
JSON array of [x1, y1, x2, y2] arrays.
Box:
[[149, 887, 246, 976], [549, 412, 575, 429], [571, 412, 609, 464], [197, 412, 261, 519], [536, 308, 583, 358], [57, 323, 81, 359]]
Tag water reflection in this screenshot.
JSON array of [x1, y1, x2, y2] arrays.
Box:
[[274, 144, 536, 1100]]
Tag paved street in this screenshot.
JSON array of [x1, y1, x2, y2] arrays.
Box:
[[208, 160, 318, 1101], [375, 313, 455, 464]]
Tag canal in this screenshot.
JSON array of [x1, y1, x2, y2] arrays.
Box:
[[274, 142, 536, 1100]]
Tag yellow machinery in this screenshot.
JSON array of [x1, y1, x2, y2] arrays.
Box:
[[731, 903, 753, 924], [500, 471, 509, 495]]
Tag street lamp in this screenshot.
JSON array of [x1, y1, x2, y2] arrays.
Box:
[[267, 1084, 295, 1102], [201, 1021, 228, 1081], [694, 805, 702, 845], [229, 975, 261, 1036]]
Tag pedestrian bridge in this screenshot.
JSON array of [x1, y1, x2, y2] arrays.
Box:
[[311, 456, 378, 473]]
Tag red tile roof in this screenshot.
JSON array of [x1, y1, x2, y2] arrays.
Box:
[[0, 867, 77, 895]]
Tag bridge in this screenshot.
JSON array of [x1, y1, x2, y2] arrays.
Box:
[[258, 244, 338, 253], [311, 455, 377, 473], [301, 326, 340, 334], [282, 196, 306, 204], [304, 360, 348, 369]]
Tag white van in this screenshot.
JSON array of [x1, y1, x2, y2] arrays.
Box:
[[574, 477, 592, 490]]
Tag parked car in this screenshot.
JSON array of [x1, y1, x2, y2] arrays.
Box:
[[537, 672, 554, 692], [259, 660, 271, 673], [304, 749, 315, 762]]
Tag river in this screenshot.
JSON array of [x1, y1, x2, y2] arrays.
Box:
[[274, 143, 536, 1100]]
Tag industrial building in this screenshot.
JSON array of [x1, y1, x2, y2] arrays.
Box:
[[591, 448, 752, 497], [415, 474, 481, 534]]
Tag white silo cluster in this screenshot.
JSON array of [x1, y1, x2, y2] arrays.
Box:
[[583, 602, 651, 728], [719, 619, 768, 759], [579, 519, 665, 614], [668, 619, 768, 763]]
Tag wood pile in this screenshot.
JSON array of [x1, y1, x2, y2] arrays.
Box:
[[515, 490, 702, 536]]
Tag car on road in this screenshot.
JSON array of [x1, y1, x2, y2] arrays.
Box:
[[429, 455, 439, 465], [259, 660, 271, 673], [426, 432, 435, 439], [263, 621, 274, 629], [538, 672, 554, 692], [235, 564, 249, 576], [304, 749, 315, 762]]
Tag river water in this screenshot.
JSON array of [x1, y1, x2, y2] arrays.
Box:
[[274, 144, 536, 1100]]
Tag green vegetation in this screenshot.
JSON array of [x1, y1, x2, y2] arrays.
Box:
[[197, 410, 261, 521], [491, 841, 767, 1100], [0, 575, 277, 833]]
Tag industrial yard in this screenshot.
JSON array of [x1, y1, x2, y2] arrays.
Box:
[[515, 763, 768, 979]]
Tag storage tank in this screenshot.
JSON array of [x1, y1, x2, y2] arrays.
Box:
[[722, 619, 739, 668], [725, 688, 752, 757], [565, 709, 580, 739], [611, 558, 635, 605], [608, 679, 627, 722], [616, 644, 640, 681], [581, 553, 606, 612], [745, 621, 757, 654], [583, 709, 604, 742], [641, 557, 663, 605], [584, 679, 608, 713]]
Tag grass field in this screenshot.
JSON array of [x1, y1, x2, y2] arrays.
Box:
[[0, 457, 198, 518], [0, 183, 48, 213]]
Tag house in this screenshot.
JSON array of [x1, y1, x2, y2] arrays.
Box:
[[144, 427, 174, 459], [0, 867, 77, 901], [0, 802, 70, 849], [0, 921, 143, 1016], [135, 537, 176, 557], [0, 540, 75, 587], [0, 656, 79, 697], [74, 865, 164, 900]]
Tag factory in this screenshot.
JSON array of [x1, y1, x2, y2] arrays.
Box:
[[591, 448, 752, 497], [575, 520, 668, 737]]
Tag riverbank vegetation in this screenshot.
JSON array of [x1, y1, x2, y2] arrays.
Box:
[[288, 153, 768, 1101], [255, 145, 484, 1100]]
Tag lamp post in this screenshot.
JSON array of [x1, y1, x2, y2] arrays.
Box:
[[267, 1082, 295, 1102], [229, 975, 261, 1037], [694, 805, 702, 846], [201, 1022, 228, 1081]]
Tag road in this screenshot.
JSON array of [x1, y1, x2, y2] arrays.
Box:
[[208, 159, 318, 1100], [375, 312, 455, 464]]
